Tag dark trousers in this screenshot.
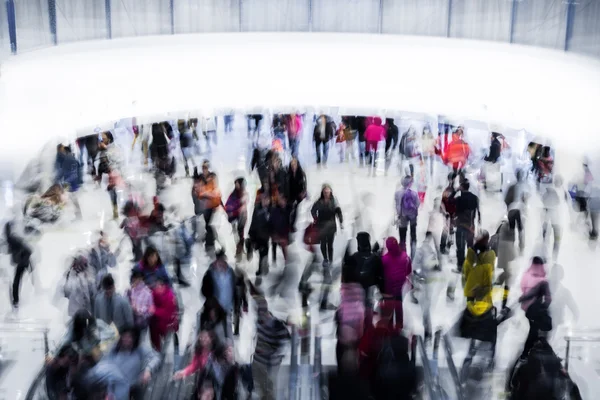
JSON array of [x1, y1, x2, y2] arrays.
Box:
[[399, 223, 417, 259], [204, 208, 216, 249], [320, 234, 334, 263], [108, 187, 118, 207], [315, 140, 329, 165], [455, 226, 474, 270], [253, 238, 270, 275], [508, 209, 524, 252], [12, 262, 29, 306]]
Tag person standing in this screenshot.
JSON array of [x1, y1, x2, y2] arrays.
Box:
[[63, 254, 97, 317], [288, 157, 307, 229], [149, 276, 179, 352], [201, 250, 241, 339], [225, 177, 249, 262], [311, 184, 344, 266], [286, 113, 303, 159], [504, 169, 528, 255], [178, 119, 196, 177], [5, 221, 33, 310], [364, 117, 387, 176], [313, 115, 334, 167], [94, 274, 134, 334], [454, 179, 481, 273], [395, 176, 420, 259]]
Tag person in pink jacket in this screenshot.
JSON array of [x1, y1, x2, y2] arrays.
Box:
[[381, 237, 412, 329], [149, 276, 179, 351], [286, 114, 303, 159], [364, 117, 387, 175], [172, 330, 214, 380], [518, 256, 552, 359]]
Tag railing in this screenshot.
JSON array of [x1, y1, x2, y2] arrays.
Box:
[[563, 328, 600, 372], [1, 0, 597, 59], [442, 332, 465, 400], [417, 335, 439, 400], [0, 319, 50, 356]]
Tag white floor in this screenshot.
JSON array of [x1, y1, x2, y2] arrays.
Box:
[[0, 117, 598, 399]]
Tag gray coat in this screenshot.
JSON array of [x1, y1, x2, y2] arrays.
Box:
[[63, 270, 96, 317], [88, 245, 117, 286], [94, 292, 134, 333], [104, 344, 161, 386]]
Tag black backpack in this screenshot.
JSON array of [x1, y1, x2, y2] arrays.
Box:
[[373, 335, 414, 399]]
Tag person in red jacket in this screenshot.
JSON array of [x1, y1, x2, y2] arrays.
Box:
[[149, 276, 179, 351], [364, 117, 387, 176], [444, 127, 471, 175]]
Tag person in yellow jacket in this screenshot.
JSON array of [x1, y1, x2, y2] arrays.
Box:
[[462, 230, 495, 317], [459, 230, 497, 377]]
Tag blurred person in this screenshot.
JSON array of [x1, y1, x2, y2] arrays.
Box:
[[381, 237, 412, 330], [225, 177, 249, 262], [398, 126, 420, 177], [196, 172, 222, 252], [247, 114, 263, 139], [537, 145, 554, 188], [270, 194, 292, 263], [149, 275, 179, 351], [358, 301, 416, 400], [94, 274, 134, 334], [126, 269, 154, 333], [335, 122, 347, 162], [221, 342, 253, 400], [71, 353, 130, 400], [252, 296, 290, 400], [589, 184, 600, 241], [494, 217, 517, 310], [313, 114, 334, 167], [335, 270, 365, 367], [285, 113, 303, 159], [63, 253, 96, 317], [173, 330, 215, 380], [120, 200, 147, 262], [384, 118, 399, 158], [440, 172, 458, 254], [288, 157, 307, 229], [178, 119, 196, 177], [354, 116, 368, 167], [136, 246, 171, 286], [342, 232, 383, 319], [453, 179, 481, 274], [104, 326, 161, 400], [192, 171, 206, 241], [395, 175, 420, 259], [248, 194, 273, 277], [45, 344, 76, 400], [223, 114, 234, 133], [272, 114, 287, 150], [412, 232, 440, 339], [172, 217, 194, 287], [504, 169, 528, 254], [106, 165, 123, 220], [5, 221, 34, 310], [340, 116, 357, 162], [518, 256, 552, 359], [327, 349, 370, 400], [443, 126, 470, 175], [311, 184, 344, 266], [364, 117, 386, 176], [548, 264, 579, 342], [201, 116, 218, 152], [57, 145, 83, 219], [198, 297, 228, 343], [541, 175, 569, 261], [268, 155, 288, 202], [420, 125, 436, 178], [63, 309, 102, 358], [456, 231, 496, 375], [88, 231, 117, 287], [201, 250, 244, 338]]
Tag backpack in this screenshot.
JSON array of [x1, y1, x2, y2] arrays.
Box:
[[400, 190, 419, 220], [373, 335, 410, 389]]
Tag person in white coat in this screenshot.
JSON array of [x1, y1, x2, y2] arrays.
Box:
[[64, 254, 97, 317], [412, 231, 440, 341]]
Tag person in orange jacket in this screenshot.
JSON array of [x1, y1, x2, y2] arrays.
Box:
[[196, 172, 222, 251], [444, 127, 471, 175]]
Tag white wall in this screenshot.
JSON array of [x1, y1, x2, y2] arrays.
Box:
[[55, 0, 107, 44], [174, 0, 240, 33], [1, 33, 599, 181]]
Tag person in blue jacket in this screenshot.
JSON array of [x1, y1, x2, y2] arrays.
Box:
[[56, 145, 83, 219]]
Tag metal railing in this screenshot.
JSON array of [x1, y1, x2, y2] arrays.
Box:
[[563, 328, 600, 372], [442, 332, 465, 400], [417, 335, 439, 400], [0, 319, 50, 356]]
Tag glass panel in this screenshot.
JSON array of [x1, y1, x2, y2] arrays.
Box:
[[174, 0, 240, 33], [311, 0, 379, 33], [14, 0, 52, 52], [512, 0, 567, 50], [111, 0, 171, 39], [56, 0, 108, 43], [382, 0, 448, 37], [569, 0, 600, 58], [241, 0, 309, 32], [449, 0, 512, 42]]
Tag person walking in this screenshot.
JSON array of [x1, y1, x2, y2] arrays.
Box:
[[94, 274, 134, 334], [5, 221, 34, 310], [395, 176, 420, 259]]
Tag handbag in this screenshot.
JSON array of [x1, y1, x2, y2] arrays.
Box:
[[525, 298, 552, 332], [303, 222, 319, 245]]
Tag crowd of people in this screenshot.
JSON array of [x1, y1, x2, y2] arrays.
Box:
[[3, 113, 593, 399]]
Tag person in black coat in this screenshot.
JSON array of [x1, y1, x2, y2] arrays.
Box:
[[313, 115, 335, 166], [5, 221, 33, 309], [270, 195, 293, 262], [311, 184, 344, 265], [485, 132, 503, 164], [248, 195, 273, 277], [268, 155, 288, 201], [288, 157, 307, 231], [343, 232, 383, 309]]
